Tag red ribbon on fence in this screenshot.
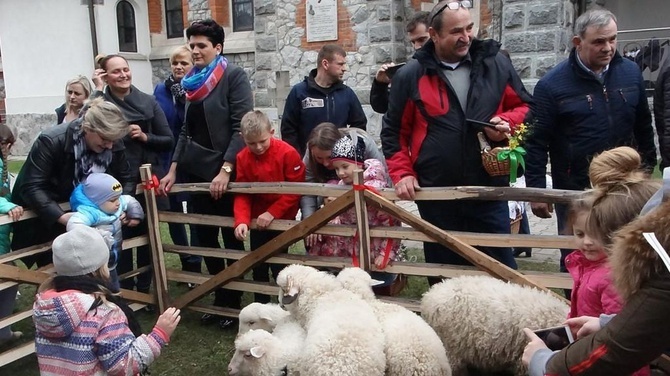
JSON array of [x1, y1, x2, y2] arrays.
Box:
[[351, 184, 393, 270], [143, 174, 160, 193]]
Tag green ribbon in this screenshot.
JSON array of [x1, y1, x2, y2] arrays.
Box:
[[497, 146, 526, 183]]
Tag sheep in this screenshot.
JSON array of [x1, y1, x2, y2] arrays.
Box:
[[238, 302, 290, 335], [337, 267, 452, 376], [276, 264, 386, 376], [421, 275, 569, 376], [228, 328, 304, 376]]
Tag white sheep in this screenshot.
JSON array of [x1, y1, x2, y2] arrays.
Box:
[[228, 328, 304, 376], [337, 267, 452, 376], [238, 302, 290, 335], [421, 275, 569, 376], [276, 264, 386, 376]]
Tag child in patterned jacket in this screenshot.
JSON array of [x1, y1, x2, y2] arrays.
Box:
[[309, 133, 402, 271], [33, 226, 180, 376]]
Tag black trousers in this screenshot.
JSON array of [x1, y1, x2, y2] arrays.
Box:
[[190, 190, 245, 309]]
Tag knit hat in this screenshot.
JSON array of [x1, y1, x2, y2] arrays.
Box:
[[52, 226, 110, 276], [83, 173, 123, 207], [331, 134, 365, 166]]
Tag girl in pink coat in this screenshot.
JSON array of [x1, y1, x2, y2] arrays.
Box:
[[565, 198, 622, 318], [309, 134, 401, 268]]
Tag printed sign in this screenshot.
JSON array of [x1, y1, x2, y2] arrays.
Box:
[[306, 0, 338, 42]]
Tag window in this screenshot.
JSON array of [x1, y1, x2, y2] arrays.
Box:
[[165, 0, 184, 39], [117, 0, 137, 52], [232, 0, 254, 32]]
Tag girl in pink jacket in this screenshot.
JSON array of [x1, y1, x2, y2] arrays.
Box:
[[565, 198, 623, 318]]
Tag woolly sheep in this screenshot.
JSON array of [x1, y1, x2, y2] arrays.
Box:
[[228, 327, 304, 376], [337, 267, 452, 376], [421, 275, 569, 376], [238, 303, 290, 335], [276, 264, 386, 376]]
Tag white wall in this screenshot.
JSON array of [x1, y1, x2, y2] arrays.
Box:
[[0, 0, 153, 115]]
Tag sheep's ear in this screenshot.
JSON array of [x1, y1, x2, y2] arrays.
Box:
[[250, 346, 266, 358], [370, 279, 385, 286], [259, 313, 274, 323]]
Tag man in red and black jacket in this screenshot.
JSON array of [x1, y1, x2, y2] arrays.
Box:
[[381, 0, 531, 277]]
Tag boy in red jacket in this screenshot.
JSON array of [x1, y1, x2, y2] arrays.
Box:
[[233, 110, 305, 303]]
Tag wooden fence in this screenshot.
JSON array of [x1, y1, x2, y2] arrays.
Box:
[[0, 164, 582, 367]]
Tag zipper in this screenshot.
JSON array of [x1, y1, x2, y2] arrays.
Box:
[[439, 82, 445, 109], [586, 94, 593, 110], [602, 86, 609, 102], [618, 89, 627, 103]]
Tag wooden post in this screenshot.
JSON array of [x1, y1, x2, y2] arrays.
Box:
[[275, 71, 290, 119], [140, 164, 169, 312], [353, 170, 371, 270]]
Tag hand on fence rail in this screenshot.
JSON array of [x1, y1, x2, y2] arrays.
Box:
[[7, 206, 23, 222], [394, 176, 421, 200], [531, 202, 554, 219]]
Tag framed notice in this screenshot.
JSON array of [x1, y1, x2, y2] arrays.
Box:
[[306, 0, 338, 42]]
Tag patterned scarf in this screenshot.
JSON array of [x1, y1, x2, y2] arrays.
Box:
[[182, 55, 227, 102], [165, 74, 186, 104], [72, 118, 113, 187]]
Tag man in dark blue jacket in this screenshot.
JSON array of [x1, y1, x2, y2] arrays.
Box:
[[281, 44, 367, 156], [526, 9, 657, 275]]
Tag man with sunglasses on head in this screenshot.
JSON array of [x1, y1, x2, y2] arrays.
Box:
[[381, 0, 531, 275]]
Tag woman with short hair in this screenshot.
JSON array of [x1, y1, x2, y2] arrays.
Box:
[[11, 97, 133, 267]]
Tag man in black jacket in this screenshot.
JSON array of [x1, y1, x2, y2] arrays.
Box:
[[381, 0, 531, 276], [370, 11, 430, 114]]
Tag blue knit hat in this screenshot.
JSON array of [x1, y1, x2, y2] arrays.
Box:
[[83, 173, 123, 207]]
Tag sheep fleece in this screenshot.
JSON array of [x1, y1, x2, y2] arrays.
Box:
[[421, 276, 569, 375]]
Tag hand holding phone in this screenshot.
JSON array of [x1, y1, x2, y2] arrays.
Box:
[[385, 63, 406, 80], [532, 325, 574, 351]]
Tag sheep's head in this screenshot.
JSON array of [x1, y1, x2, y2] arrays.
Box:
[[336, 267, 383, 301], [228, 329, 280, 376], [238, 303, 284, 336], [276, 264, 319, 309]]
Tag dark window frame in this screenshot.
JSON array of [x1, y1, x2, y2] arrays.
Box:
[[232, 0, 254, 32], [116, 0, 137, 52], [165, 0, 184, 39]]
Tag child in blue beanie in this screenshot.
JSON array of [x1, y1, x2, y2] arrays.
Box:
[[68, 172, 144, 291]]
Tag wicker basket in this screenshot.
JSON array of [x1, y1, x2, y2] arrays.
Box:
[[482, 147, 511, 177], [477, 132, 511, 177]]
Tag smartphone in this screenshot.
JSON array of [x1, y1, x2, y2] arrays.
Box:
[[385, 63, 406, 79], [533, 325, 574, 351]]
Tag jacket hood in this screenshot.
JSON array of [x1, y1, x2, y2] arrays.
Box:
[[33, 289, 97, 339], [70, 184, 122, 222], [610, 199, 670, 300], [305, 69, 346, 95], [414, 38, 501, 71]]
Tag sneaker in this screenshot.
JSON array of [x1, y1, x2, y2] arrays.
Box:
[[11, 331, 22, 340], [218, 318, 239, 330], [200, 313, 217, 324]]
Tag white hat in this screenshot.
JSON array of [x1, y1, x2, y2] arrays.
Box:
[[52, 226, 109, 276]]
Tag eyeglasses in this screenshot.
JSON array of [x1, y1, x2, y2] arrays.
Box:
[[430, 1, 473, 24]]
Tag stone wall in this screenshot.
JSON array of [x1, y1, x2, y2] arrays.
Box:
[[6, 114, 55, 156], [501, 0, 575, 91]]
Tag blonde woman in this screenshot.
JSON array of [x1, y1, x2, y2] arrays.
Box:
[[11, 97, 133, 268], [55, 75, 92, 124]]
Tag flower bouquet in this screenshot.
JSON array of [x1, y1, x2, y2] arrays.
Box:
[[478, 122, 528, 183]]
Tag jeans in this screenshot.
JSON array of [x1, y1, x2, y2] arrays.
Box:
[[118, 221, 153, 293], [416, 199, 518, 286], [555, 202, 572, 299], [0, 284, 18, 340]]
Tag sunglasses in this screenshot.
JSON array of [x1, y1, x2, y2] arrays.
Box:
[[430, 1, 473, 24]]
